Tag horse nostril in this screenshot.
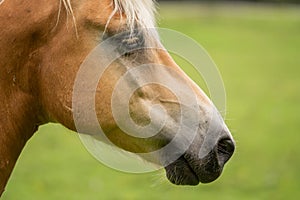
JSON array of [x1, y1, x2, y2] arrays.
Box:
[[217, 138, 235, 157]]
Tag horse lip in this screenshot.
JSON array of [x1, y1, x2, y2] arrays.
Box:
[[165, 155, 200, 186], [165, 151, 224, 185], [184, 151, 223, 184]]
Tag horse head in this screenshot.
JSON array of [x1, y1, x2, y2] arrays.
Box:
[[0, 0, 235, 194]]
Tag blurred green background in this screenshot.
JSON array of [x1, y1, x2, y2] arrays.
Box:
[[2, 2, 300, 200]]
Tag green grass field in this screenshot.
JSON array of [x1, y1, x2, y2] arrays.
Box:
[[2, 3, 300, 200]]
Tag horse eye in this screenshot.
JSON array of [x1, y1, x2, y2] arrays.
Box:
[[119, 30, 145, 55], [104, 29, 145, 56], [122, 36, 141, 51]]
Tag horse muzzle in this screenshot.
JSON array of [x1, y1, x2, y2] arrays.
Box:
[[164, 137, 235, 185]]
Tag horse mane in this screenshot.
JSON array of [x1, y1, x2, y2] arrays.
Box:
[[62, 0, 158, 37], [109, 0, 157, 32], [0, 0, 158, 39]]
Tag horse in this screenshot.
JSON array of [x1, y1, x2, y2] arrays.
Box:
[[0, 0, 235, 195]]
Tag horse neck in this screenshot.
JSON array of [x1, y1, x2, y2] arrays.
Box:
[[0, 85, 43, 195], [0, 18, 48, 196]]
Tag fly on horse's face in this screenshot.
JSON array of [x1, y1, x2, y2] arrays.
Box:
[[0, 0, 235, 194]]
